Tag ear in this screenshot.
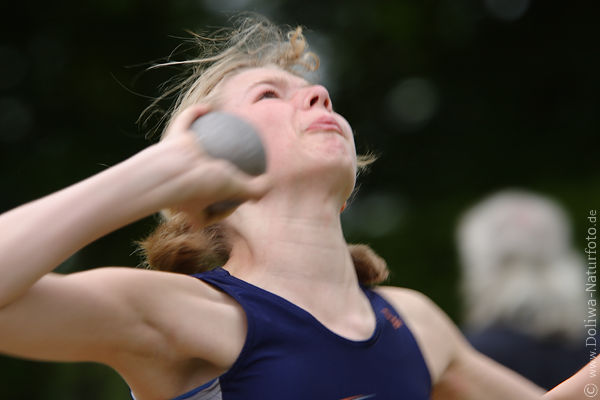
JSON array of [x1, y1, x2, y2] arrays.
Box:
[[340, 201, 347, 213]]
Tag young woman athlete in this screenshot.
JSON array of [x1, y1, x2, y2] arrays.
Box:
[[0, 15, 585, 400]]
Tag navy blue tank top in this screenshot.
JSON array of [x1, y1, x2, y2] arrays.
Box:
[[139, 267, 432, 400]]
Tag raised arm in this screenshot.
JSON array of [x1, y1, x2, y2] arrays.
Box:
[[0, 105, 267, 378], [0, 105, 267, 307]]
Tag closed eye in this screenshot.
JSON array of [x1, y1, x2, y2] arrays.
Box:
[[256, 89, 279, 101]]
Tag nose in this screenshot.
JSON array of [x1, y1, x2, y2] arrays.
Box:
[[303, 85, 332, 111]]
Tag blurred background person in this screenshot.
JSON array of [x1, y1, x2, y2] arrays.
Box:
[[457, 189, 590, 390]]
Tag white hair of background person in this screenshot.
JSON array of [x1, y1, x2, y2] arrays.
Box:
[[457, 189, 586, 341]]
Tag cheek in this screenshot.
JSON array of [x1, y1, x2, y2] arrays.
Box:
[[226, 104, 292, 138], [262, 134, 297, 171], [236, 110, 297, 160]]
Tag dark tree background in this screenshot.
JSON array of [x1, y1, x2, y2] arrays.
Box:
[[0, 1, 598, 398]]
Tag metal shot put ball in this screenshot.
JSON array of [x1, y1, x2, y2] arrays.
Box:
[[190, 111, 267, 216], [190, 111, 266, 176]]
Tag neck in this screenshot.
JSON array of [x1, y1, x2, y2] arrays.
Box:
[[224, 188, 360, 312]]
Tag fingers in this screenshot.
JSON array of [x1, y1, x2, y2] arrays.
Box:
[[170, 162, 272, 226], [244, 174, 272, 201], [205, 173, 272, 224], [164, 104, 212, 140], [207, 166, 272, 208], [217, 159, 272, 201]]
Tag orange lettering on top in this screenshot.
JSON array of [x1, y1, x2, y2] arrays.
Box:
[[381, 307, 403, 329]]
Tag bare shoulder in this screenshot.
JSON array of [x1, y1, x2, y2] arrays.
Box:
[[71, 267, 247, 364], [0, 266, 246, 397], [373, 286, 461, 384], [59, 266, 244, 338], [373, 286, 454, 333], [84, 267, 247, 397], [374, 286, 440, 314], [1, 266, 247, 399], [374, 286, 545, 399], [73, 266, 231, 306]]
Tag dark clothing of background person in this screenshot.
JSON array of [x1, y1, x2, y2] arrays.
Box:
[[466, 325, 593, 390]]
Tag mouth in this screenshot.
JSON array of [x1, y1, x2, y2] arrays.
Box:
[[305, 116, 344, 136]]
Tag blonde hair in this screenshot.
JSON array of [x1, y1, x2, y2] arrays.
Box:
[[142, 14, 375, 167], [458, 190, 586, 340], [138, 15, 386, 285]]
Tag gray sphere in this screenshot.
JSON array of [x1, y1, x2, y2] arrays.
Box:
[[190, 111, 266, 176]]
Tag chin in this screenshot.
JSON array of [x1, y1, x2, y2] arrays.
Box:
[[272, 147, 357, 189], [310, 156, 356, 192]]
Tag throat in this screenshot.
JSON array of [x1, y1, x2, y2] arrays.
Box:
[[227, 209, 356, 286]]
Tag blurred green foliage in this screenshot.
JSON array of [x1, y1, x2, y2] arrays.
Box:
[[0, 0, 598, 398]]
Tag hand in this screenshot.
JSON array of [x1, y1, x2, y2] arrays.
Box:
[[157, 105, 272, 225]]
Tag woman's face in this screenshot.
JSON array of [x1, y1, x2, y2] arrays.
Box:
[[215, 66, 358, 199]]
